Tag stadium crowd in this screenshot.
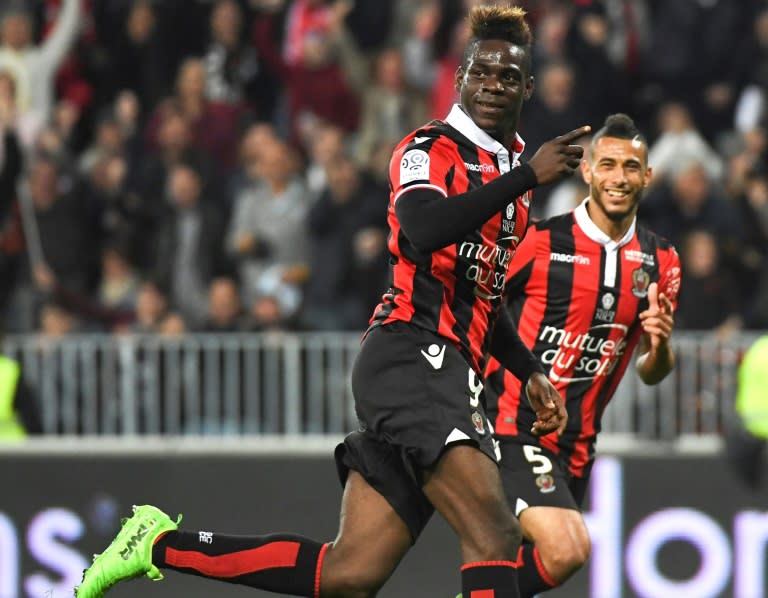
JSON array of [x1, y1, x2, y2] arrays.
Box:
[[0, 0, 767, 338]]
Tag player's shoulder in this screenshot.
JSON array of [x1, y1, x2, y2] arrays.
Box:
[[530, 211, 576, 233], [634, 222, 678, 255], [395, 120, 458, 154]]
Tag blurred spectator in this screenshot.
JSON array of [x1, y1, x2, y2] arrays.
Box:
[[200, 276, 250, 332], [302, 155, 387, 330], [303, 120, 344, 197], [0, 0, 81, 123], [564, 1, 641, 126], [640, 159, 739, 250], [204, 0, 261, 106], [647, 102, 724, 184], [643, 0, 754, 140], [130, 279, 170, 334], [726, 335, 768, 489], [252, 0, 361, 140], [145, 57, 251, 174], [24, 155, 99, 294], [0, 69, 43, 154], [228, 120, 278, 201], [38, 301, 77, 336], [519, 60, 587, 216], [0, 353, 43, 439], [734, 5, 768, 133], [134, 107, 218, 209], [225, 139, 308, 316], [0, 106, 24, 327], [97, 244, 140, 311], [152, 161, 231, 328], [675, 229, 741, 334], [354, 47, 426, 166], [401, 1, 440, 97]]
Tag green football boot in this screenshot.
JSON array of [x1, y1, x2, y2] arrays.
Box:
[[75, 504, 181, 598]]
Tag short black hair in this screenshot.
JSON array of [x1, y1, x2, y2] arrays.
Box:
[[590, 113, 648, 154], [462, 5, 532, 72]]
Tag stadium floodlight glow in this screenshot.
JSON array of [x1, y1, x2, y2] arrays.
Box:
[[625, 507, 731, 598]]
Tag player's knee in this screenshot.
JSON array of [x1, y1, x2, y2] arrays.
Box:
[[540, 534, 590, 582], [324, 569, 384, 598], [321, 545, 388, 598]]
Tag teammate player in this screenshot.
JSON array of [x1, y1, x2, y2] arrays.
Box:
[[482, 113, 681, 597], [76, 6, 588, 598]]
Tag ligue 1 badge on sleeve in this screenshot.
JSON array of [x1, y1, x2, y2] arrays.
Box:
[[631, 267, 650, 298]]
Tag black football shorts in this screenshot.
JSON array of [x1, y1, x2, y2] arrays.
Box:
[[335, 321, 498, 541], [497, 439, 591, 515]]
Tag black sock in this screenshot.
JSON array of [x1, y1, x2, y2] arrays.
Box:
[[516, 544, 557, 597], [461, 560, 520, 597], [152, 529, 328, 597]]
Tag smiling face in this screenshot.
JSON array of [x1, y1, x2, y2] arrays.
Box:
[[581, 136, 652, 237], [455, 38, 533, 146]]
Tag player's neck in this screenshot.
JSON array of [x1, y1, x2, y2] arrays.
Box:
[[587, 204, 634, 242]]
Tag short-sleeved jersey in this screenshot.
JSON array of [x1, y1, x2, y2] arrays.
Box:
[[368, 104, 532, 375], [484, 199, 681, 477]]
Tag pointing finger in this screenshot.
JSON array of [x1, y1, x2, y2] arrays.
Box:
[[558, 126, 591, 144], [646, 282, 659, 309]]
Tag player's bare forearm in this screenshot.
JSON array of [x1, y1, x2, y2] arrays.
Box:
[[635, 337, 675, 385]]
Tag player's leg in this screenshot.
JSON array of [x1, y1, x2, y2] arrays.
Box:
[[75, 470, 411, 598], [498, 440, 590, 597], [423, 444, 523, 598], [517, 506, 590, 594]]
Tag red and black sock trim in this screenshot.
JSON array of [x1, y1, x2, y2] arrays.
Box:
[[461, 560, 519, 598], [515, 544, 557, 597], [152, 530, 326, 597]]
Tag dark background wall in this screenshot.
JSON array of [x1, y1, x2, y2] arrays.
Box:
[[2, 451, 767, 598]]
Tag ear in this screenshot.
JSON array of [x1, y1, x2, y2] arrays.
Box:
[[524, 76, 534, 101], [643, 166, 653, 188], [580, 156, 592, 185], [454, 65, 464, 93]]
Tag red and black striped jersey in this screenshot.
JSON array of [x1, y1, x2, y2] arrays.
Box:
[[484, 199, 682, 477], [368, 105, 532, 374]]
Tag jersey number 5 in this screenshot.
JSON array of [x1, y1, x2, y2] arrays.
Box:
[[523, 445, 553, 474]]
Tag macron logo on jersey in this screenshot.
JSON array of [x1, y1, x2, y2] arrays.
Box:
[[464, 162, 496, 174], [550, 252, 590, 265], [421, 343, 446, 370]]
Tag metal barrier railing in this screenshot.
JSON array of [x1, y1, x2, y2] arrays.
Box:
[[2, 331, 761, 438]]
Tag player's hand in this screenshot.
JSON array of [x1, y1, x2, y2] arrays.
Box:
[[527, 126, 591, 186], [526, 372, 567, 436], [638, 282, 674, 351]]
